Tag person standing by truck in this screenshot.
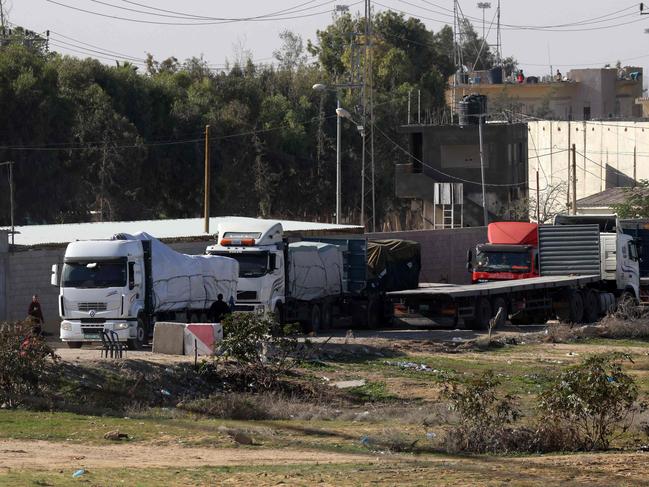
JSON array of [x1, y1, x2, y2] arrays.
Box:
[[27, 294, 44, 335], [208, 294, 231, 323]]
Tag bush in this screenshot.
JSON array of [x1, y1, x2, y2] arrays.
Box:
[[537, 353, 643, 451], [441, 370, 528, 453], [220, 312, 308, 388], [0, 321, 58, 407]]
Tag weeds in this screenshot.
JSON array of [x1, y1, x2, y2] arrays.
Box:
[[0, 321, 58, 407]]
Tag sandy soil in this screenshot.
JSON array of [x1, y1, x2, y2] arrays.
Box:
[[0, 439, 376, 470]]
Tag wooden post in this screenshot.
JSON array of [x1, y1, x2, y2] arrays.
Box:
[[567, 121, 571, 210], [571, 143, 577, 215], [204, 125, 211, 234], [634, 145, 637, 187]]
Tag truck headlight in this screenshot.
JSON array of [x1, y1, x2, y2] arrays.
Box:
[[61, 323, 72, 331], [114, 322, 129, 330]]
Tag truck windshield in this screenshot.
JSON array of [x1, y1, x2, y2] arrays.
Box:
[[62, 260, 127, 288], [210, 252, 269, 278], [475, 251, 531, 273]]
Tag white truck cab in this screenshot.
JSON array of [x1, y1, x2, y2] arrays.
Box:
[[53, 239, 147, 348], [206, 218, 286, 316]]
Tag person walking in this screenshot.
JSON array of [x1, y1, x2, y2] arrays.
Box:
[[27, 294, 44, 335], [208, 294, 231, 323]]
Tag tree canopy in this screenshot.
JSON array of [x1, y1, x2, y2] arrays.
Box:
[[0, 12, 497, 229]]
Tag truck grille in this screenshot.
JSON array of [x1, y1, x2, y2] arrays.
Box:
[[237, 291, 257, 300], [78, 302, 107, 312]]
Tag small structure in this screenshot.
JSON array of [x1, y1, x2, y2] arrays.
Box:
[[576, 187, 643, 215]]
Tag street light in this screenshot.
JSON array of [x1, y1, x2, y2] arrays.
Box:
[[477, 2, 491, 42], [312, 83, 363, 225]]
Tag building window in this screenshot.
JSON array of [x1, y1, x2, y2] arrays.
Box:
[[412, 132, 423, 173], [583, 106, 591, 120]]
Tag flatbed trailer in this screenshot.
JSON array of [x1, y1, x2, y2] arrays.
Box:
[[388, 274, 613, 329]]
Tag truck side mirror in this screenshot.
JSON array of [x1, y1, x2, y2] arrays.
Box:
[[128, 262, 135, 290], [50, 264, 59, 286], [466, 250, 473, 271]]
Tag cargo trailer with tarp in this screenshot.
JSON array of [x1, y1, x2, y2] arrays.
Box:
[[367, 239, 421, 292]]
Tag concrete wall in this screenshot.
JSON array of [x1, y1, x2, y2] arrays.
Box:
[[369, 227, 488, 285], [528, 121, 649, 213]]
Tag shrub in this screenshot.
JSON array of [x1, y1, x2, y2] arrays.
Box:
[[0, 321, 58, 407], [537, 353, 643, 451], [220, 312, 308, 388], [441, 370, 528, 453]]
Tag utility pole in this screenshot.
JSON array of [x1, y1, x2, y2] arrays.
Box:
[[367, 0, 375, 232], [336, 98, 342, 225], [536, 169, 540, 223], [571, 143, 577, 215], [478, 116, 488, 226], [1, 161, 14, 246], [204, 125, 211, 234], [634, 145, 637, 186]]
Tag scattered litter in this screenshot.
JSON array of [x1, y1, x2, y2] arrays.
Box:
[[160, 389, 171, 396], [321, 376, 330, 382], [637, 445, 649, 452], [384, 361, 436, 372], [360, 435, 372, 447], [566, 352, 579, 356], [72, 469, 86, 478], [426, 432, 436, 440], [451, 337, 463, 342], [331, 379, 366, 389]]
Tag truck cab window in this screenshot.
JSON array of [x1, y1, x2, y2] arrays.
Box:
[[209, 251, 270, 278], [62, 260, 127, 288], [128, 262, 135, 289]]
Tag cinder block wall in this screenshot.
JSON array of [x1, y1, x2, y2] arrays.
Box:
[[368, 227, 488, 285]]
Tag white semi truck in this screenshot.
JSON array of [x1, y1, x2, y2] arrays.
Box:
[[205, 218, 421, 330], [52, 232, 238, 349]]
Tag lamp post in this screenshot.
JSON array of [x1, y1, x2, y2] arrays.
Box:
[[313, 83, 362, 225], [477, 2, 491, 43]]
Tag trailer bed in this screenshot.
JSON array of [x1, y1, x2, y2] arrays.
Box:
[[388, 274, 600, 299]]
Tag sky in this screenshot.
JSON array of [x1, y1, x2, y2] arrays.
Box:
[[5, 0, 649, 86]]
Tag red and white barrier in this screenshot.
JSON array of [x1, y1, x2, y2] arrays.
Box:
[[183, 323, 223, 356]]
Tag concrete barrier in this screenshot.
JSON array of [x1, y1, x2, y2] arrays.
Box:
[[152, 322, 185, 355]]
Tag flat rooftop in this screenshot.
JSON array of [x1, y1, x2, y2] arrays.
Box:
[[1, 216, 363, 246]]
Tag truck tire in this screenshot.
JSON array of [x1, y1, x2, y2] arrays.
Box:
[[472, 297, 492, 330], [556, 289, 584, 324], [66, 341, 83, 349], [127, 318, 146, 350], [367, 297, 381, 329], [309, 304, 322, 333], [582, 289, 600, 323]]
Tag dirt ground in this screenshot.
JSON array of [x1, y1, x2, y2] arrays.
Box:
[[0, 439, 373, 469]]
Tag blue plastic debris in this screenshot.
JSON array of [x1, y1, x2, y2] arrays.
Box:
[[72, 469, 86, 478]]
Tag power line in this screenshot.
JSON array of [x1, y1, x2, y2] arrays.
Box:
[[45, 0, 361, 26]]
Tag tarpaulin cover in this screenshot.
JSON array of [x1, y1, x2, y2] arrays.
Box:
[[487, 222, 538, 246], [367, 239, 420, 292], [288, 241, 343, 301], [113, 232, 238, 312]]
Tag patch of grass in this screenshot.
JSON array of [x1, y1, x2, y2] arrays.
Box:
[[348, 381, 397, 402]]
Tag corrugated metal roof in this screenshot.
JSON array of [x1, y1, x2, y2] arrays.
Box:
[[576, 186, 639, 208], [0, 216, 362, 246]]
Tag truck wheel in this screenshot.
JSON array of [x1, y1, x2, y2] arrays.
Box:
[[127, 319, 146, 350], [473, 297, 492, 330], [556, 290, 584, 324], [66, 341, 83, 349], [309, 305, 322, 333], [582, 289, 599, 323], [491, 297, 508, 328], [367, 297, 381, 329]]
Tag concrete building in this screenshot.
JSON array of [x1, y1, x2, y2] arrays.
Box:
[[395, 122, 528, 228], [527, 120, 649, 217], [447, 67, 644, 121]]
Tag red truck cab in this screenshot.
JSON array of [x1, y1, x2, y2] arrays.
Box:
[[470, 222, 539, 283]]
